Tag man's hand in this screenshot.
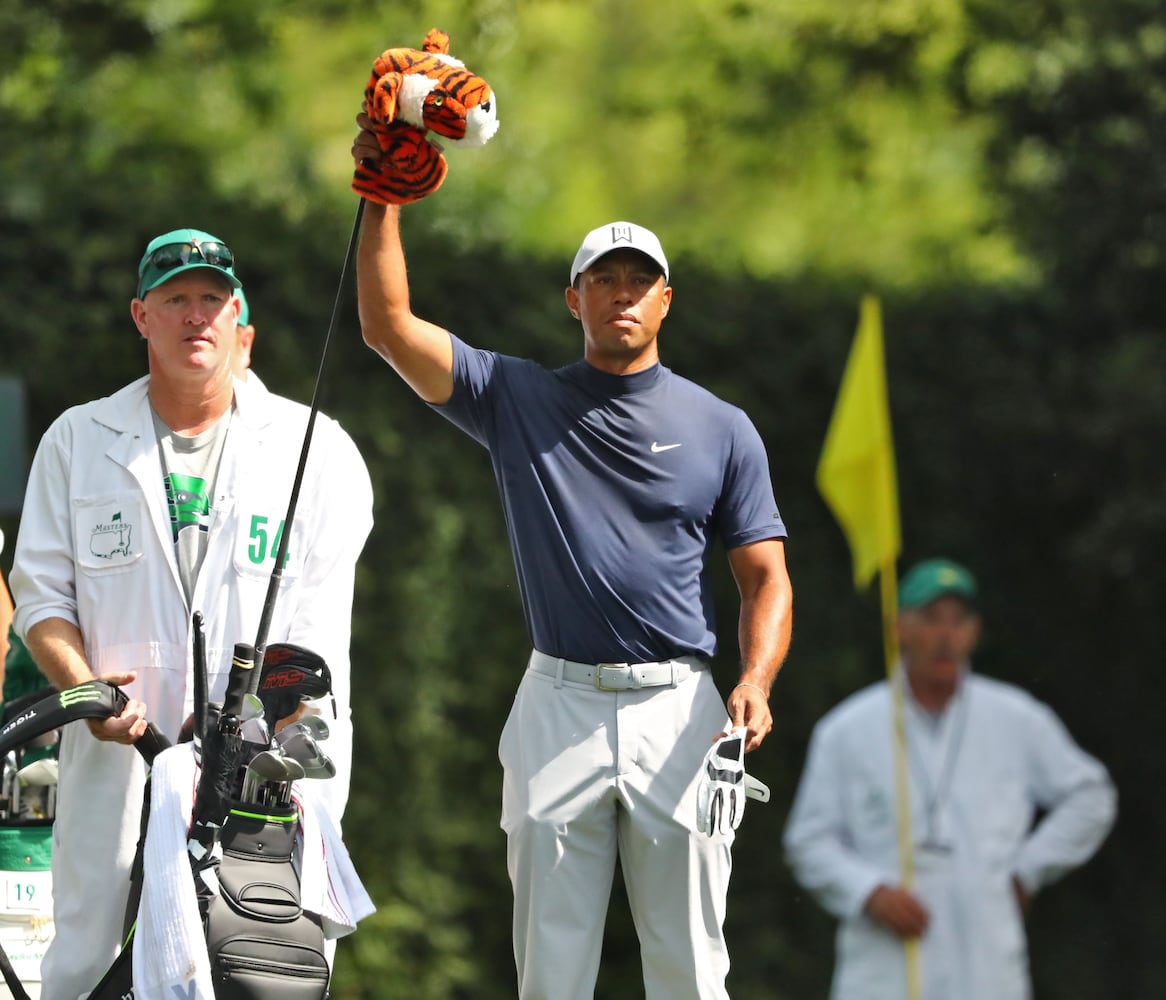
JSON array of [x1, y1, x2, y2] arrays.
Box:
[[351, 110, 447, 205], [727, 681, 773, 753], [84, 671, 148, 745], [352, 110, 383, 166], [864, 884, 930, 938]]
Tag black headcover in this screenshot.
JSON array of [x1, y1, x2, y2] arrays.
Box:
[[257, 643, 333, 730]]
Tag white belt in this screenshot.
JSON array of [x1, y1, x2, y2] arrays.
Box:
[[528, 649, 704, 692]]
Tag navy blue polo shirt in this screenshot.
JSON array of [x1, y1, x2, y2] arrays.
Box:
[[432, 334, 787, 663]]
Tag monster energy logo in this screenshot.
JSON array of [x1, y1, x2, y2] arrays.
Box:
[[59, 684, 104, 708]]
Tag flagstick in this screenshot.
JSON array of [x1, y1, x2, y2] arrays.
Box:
[[881, 559, 922, 1000], [817, 295, 919, 997]]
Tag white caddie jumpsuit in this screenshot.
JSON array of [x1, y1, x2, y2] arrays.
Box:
[[11, 373, 372, 1000], [782, 671, 1116, 1000]]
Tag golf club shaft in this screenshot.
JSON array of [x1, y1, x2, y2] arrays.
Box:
[[192, 611, 207, 741], [249, 197, 367, 692]]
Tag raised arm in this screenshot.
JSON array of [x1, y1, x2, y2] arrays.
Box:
[[356, 200, 456, 404], [351, 111, 456, 403]]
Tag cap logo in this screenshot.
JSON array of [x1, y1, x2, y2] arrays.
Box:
[[610, 224, 635, 246]]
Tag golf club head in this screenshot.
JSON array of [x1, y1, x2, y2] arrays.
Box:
[[247, 749, 305, 782], [276, 730, 336, 779], [240, 716, 271, 747], [241, 693, 265, 723], [258, 643, 333, 729], [292, 714, 330, 742], [242, 749, 306, 805], [274, 716, 329, 747], [17, 758, 59, 787]]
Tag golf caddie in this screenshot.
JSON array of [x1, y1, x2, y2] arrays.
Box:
[[9, 228, 372, 998]]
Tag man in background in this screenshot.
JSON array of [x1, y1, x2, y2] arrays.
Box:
[[783, 557, 1116, 1000], [234, 286, 255, 378]]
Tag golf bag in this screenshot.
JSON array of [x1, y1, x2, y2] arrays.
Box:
[[88, 788, 331, 1000], [0, 640, 344, 1000], [203, 805, 329, 996]]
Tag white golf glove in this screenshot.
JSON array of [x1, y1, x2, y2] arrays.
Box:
[[696, 727, 772, 836]]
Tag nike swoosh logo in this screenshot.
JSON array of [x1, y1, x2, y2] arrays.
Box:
[[651, 442, 683, 453]]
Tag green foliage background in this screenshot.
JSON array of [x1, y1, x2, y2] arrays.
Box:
[[1, 1, 1161, 997]]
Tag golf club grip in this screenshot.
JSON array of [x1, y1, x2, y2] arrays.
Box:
[[135, 722, 171, 766], [83, 682, 171, 765], [222, 642, 256, 721]]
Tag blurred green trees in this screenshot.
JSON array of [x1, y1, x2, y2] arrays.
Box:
[[1, 0, 1160, 996]]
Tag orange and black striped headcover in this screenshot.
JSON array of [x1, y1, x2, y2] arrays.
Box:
[[353, 28, 499, 205]]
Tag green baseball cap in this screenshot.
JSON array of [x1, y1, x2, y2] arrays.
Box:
[[236, 287, 250, 326], [898, 558, 977, 610], [137, 228, 241, 298]]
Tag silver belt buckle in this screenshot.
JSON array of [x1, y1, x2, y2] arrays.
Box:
[[594, 662, 632, 691]]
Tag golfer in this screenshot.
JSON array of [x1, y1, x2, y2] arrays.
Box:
[[352, 116, 793, 999]]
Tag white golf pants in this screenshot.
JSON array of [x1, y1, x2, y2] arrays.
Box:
[[499, 657, 735, 1000]]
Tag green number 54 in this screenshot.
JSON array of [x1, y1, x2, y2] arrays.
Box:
[[248, 515, 290, 566]]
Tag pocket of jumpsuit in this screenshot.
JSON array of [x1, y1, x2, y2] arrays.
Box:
[[73, 493, 146, 576], [228, 503, 311, 636]]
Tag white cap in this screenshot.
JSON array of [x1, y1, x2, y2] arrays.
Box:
[[569, 221, 669, 285]]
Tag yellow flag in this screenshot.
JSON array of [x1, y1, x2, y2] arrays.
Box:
[[816, 295, 901, 589]]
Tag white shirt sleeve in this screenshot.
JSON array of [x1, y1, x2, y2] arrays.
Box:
[[783, 719, 890, 920], [1011, 699, 1116, 895], [11, 416, 81, 638]]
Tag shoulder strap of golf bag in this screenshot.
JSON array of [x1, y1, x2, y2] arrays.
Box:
[[0, 680, 170, 999], [0, 680, 169, 764]]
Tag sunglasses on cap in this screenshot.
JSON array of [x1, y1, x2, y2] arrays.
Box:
[[143, 240, 234, 273], [137, 237, 239, 298]]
